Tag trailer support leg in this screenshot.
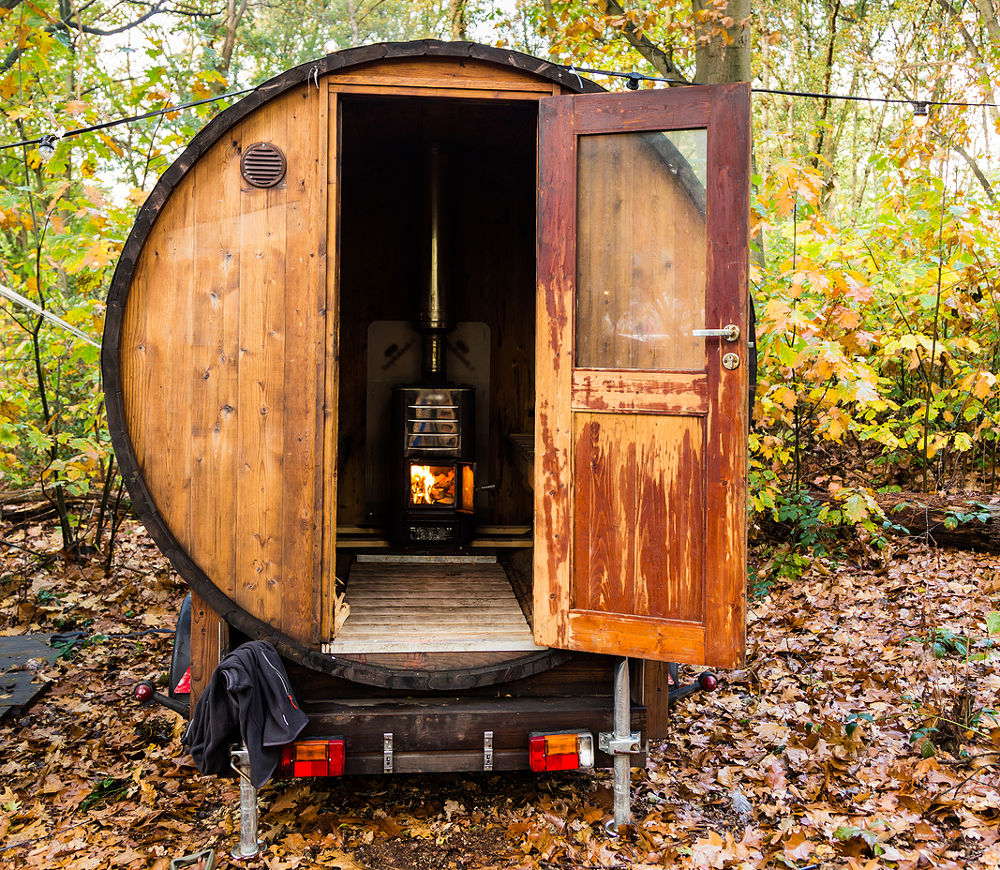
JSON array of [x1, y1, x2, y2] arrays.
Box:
[[599, 657, 641, 834], [230, 747, 261, 860]]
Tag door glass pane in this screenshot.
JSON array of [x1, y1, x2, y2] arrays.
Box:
[[576, 129, 707, 370]]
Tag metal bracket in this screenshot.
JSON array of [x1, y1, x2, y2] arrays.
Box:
[[598, 731, 642, 755], [483, 731, 494, 771], [383, 732, 393, 773]]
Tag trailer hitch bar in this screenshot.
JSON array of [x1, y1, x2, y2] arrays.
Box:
[[667, 669, 718, 706], [134, 679, 189, 716]]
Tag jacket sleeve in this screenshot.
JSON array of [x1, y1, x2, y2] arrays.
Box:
[[181, 663, 240, 778]]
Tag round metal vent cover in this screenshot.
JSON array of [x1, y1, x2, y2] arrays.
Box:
[[240, 142, 287, 188]]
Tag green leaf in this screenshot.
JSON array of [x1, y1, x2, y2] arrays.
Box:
[[842, 493, 869, 524], [833, 825, 881, 849], [987, 612, 1000, 636]]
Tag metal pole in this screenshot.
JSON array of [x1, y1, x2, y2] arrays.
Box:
[[229, 747, 261, 860], [612, 656, 631, 831]]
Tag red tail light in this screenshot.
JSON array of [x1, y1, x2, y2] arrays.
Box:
[[528, 732, 594, 772], [277, 740, 345, 777]]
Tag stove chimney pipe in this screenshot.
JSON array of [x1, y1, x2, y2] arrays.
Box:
[[417, 144, 449, 382]]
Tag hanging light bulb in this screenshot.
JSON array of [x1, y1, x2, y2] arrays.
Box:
[[912, 101, 930, 127], [37, 133, 60, 162]]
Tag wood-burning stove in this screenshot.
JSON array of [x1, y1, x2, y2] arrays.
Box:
[[391, 386, 475, 546], [389, 144, 477, 547]]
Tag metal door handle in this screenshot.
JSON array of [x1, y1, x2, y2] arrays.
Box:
[[692, 324, 740, 342]]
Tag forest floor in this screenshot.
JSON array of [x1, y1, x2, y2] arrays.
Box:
[[1, 517, 999, 869]]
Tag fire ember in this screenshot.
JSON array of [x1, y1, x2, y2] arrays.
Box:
[[410, 464, 455, 506]]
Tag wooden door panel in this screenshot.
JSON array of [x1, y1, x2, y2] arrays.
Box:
[[567, 612, 705, 662], [572, 413, 636, 614], [572, 414, 704, 623], [571, 90, 713, 134], [635, 415, 704, 622], [534, 84, 749, 668]]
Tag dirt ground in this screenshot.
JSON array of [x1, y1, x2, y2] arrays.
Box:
[[1, 518, 999, 869]]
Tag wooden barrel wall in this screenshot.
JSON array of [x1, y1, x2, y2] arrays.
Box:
[[120, 84, 325, 645], [103, 41, 600, 689]]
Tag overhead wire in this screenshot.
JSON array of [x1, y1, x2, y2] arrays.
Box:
[[0, 85, 256, 152], [0, 58, 991, 350], [1, 62, 997, 154], [566, 64, 1000, 110]]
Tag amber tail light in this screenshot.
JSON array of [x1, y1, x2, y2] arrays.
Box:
[[277, 739, 346, 777], [528, 731, 594, 772]]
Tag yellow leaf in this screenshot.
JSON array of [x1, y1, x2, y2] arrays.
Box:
[[771, 385, 797, 408], [973, 372, 996, 400]]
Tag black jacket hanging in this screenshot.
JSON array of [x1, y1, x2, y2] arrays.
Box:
[[182, 640, 308, 788]]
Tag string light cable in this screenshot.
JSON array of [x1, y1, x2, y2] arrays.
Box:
[[0, 62, 988, 349], [0, 85, 256, 154], [1, 66, 995, 156], [566, 64, 998, 113]]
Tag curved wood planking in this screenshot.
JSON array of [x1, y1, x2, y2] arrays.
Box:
[[103, 41, 600, 689]]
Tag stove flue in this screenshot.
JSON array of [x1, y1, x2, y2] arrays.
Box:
[[390, 144, 476, 547]]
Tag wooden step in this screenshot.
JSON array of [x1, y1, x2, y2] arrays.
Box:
[[324, 561, 542, 654]]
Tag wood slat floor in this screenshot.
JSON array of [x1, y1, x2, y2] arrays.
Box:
[[323, 558, 543, 654]]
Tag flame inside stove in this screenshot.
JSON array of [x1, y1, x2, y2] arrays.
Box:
[[410, 464, 455, 506]]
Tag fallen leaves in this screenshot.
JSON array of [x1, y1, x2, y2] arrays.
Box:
[[2, 518, 1000, 868]]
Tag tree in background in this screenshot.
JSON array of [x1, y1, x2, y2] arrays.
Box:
[[1, 0, 998, 565]]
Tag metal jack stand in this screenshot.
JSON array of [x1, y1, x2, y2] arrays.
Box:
[[599, 657, 642, 834], [230, 746, 262, 860]]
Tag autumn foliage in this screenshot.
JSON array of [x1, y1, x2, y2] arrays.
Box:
[[2, 2, 1000, 866], [2, 0, 1000, 559], [2, 521, 999, 867]]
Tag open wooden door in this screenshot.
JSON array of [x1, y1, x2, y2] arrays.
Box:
[[533, 84, 750, 668]]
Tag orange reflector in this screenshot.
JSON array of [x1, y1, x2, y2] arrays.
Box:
[[277, 739, 346, 778], [544, 734, 579, 755], [528, 731, 594, 773], [295, 741, 328, 762]]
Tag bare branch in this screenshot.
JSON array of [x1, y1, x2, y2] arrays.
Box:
[[931, 129, 997, 202], [603, 0, 690, 83]]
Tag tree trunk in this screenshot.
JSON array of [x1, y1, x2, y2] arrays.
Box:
[[219, 0, 249, 79], [811, 491, 1000, 553], [449, 0, 467, 40], [692, 0, 750, 84], [347, 0, 361, 44]]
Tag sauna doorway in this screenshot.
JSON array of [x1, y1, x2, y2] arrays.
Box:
[[326, 92, 541, 656]]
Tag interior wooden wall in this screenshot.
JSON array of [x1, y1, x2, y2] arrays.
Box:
[[336, 96, 538, 527], [120, 84, 324, 644]]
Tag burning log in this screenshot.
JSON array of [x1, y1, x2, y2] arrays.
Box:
[[410, 465, 456, 506]]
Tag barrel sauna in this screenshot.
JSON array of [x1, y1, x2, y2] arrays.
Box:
[[103, 41, 751, 774]]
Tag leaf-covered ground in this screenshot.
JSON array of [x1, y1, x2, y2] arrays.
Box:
[[1, 519, 998, 869]]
